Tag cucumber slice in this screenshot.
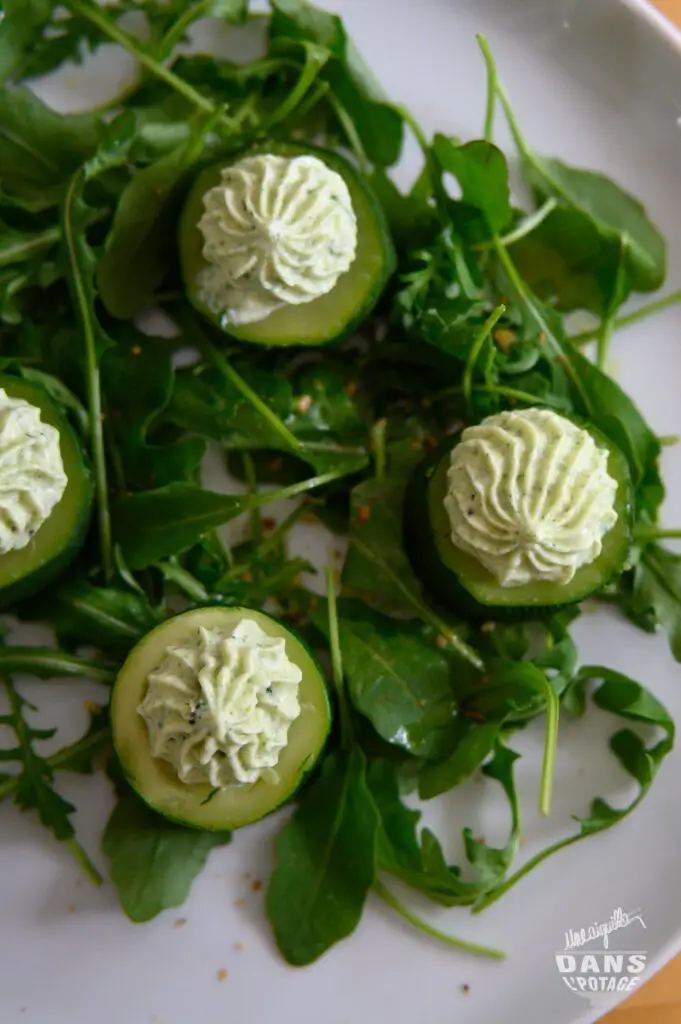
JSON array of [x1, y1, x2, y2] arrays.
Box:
[[0, 374, 92, 607], [405, 424, 633, 619], [111, 606, 331, 830], [178, 142, 395, 347]]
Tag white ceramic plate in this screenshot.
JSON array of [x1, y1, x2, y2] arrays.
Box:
[[2, 2, 681, 1023]]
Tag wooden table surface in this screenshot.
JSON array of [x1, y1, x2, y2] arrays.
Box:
[[600, 2, 680, 1021]]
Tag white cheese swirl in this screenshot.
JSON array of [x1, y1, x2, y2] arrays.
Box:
[[0, 387, 67, 553], [197, 153, 357, 326], [444, 408, 618, 587], [137, 619, 302, 788]]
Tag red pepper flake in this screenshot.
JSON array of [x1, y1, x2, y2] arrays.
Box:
[[261, 517, 276, 532], [270, 457, 284, 472], [234, 898, 245, 907], [538, 331, 547, 344], [423, 435, 438, 451], [295, 394, 313, 414], [251, 879, 263, 893], [217, 969, 228, 983], [462, 709, 486, 722], [493, 328, 516, 353], [132, 345, 142, 356], [174, 918, 187, 929], [235, 942, 245, 952], [410, 439, 424, 451], [356, 505, 371, 526], [461, 984, 471, 995], [480, 621, 496, 633], [240, 572, 253, 583], [435, 634, 450, 649], [347, 380, 358, 398], [83, 699, 101, 714]]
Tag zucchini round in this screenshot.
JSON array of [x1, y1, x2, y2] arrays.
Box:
[[178, 141, 395, 347], [0, 374, 92, 607], [405, 423, 633, 620], [111, 606, 331, 830]]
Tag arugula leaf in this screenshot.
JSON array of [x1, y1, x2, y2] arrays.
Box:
[[97, 110, 223, 318], [167, 353, 369, 480], [567, 348, 660, 496], [433, 135, 512, 234], [368, 744, 521, 907], [623, 544, 681, 661], [23, 580, 164, 654], [510, 205, 635, 315], [477, 35, 666, 297], [313, 599, 459, 759], [0, 87, 100, 201], [475, 668, 674, 911], [266, 748, 378, 965], [103, 784, 231, 923], [0, 676, 102, 883], [0, 647, 116, 683], [418, 720, 501, 799], [0, 0, 52, 82], [102, 330, 206, 490], [153, 0, 248, 60], [114, 473, 341, 569], [524, 157, 666, 295], [270, 0, 403, 166]]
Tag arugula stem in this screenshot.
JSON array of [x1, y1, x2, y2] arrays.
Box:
[[571, 288, 681, 346], [491, 235, 593, 414], [199, 334, 304, 455], [329, 95, 369, 173], [261, 53, 327, 131], [539, 684, 559, 818], [474, 199, 557, 251], [64, 837, 104, 886], [480, 33, 497, 142], [216, 504, 307, 588], [463, 305, 506, 420], [0, 648, 116, 684], [253, 471, 345, 507], [393, 104, 448, 221], [374, 879, 505, 960], [65, 0, 237, 128], [63, 174, 113, 581], [634, 526, 681, 543], [242, 452, 262, 546], [433, 383, 567, 412], [155, 0, 216, 59], [371, 419, 387, 481], [325, 565, 352, 745], [158, 559, 210, 602]]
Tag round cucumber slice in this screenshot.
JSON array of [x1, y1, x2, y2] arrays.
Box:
[[178, 142, 395, 347], [111, 606, 331, 830], [405, 422, 633, 619], [0, 373, 93, 607]]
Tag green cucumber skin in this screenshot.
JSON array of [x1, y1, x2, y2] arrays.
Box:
[[404, 426, 634, 622], [112, 606, 332, 831], [179, 141, 396, 348], [0, 374, 93, 609]]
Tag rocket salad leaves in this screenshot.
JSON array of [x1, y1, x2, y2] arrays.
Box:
[[0, 0, 680, 969]]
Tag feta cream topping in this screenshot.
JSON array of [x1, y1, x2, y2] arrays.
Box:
[[0, 387, 67, 553], [444, 408, 618, 587], [138, 619, 303, 787], [197, 153, 358, 326]]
